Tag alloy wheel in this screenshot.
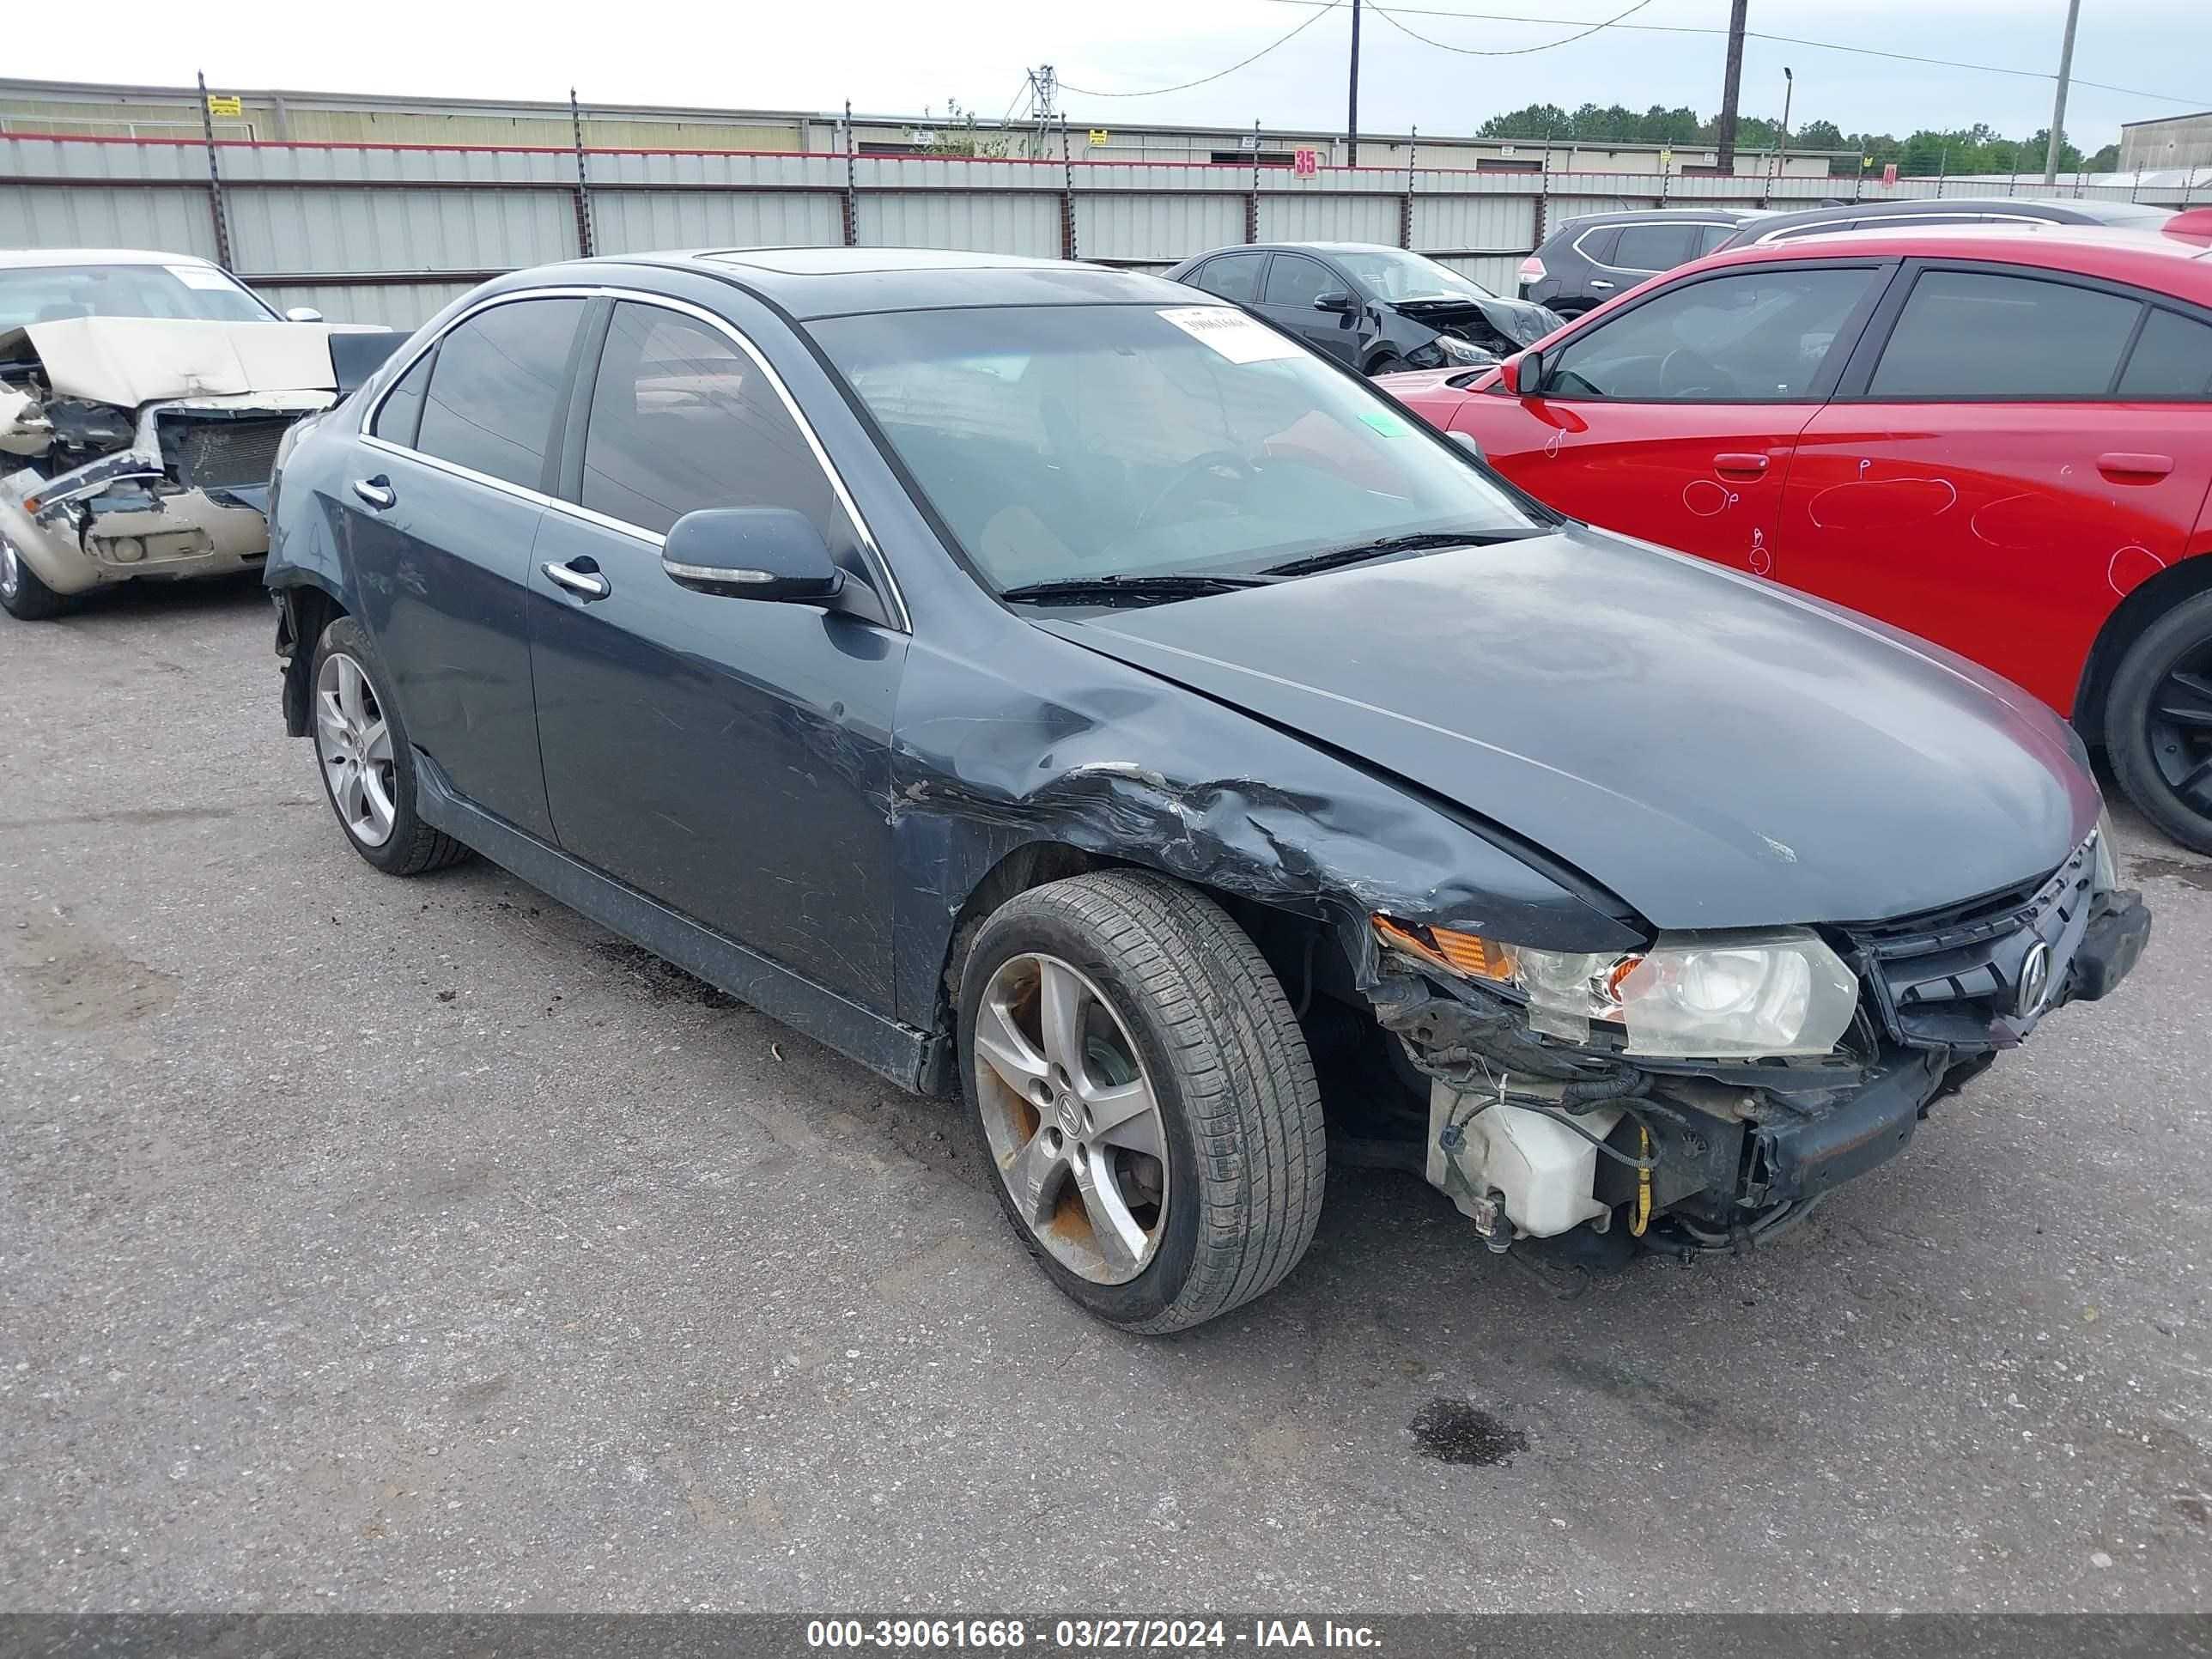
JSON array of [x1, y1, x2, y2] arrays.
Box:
[[2147, 636, 2212, 816], [315, 651, 398, 848], [972, 951, 1170, 1285], [0, 536, 20, 602]]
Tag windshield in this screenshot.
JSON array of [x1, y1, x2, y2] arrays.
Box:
[[1328, 247, 1496, 303], [0, 263, 274, 331], [814, 303, 1535, 591]]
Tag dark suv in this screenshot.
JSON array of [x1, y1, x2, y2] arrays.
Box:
[[1518, 209, 1761, 317]]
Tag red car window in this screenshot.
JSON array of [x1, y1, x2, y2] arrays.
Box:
[[1867, 270, 2142, 398]]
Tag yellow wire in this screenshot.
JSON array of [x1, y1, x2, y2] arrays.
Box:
[[1631, 1123, 1651, 1238]]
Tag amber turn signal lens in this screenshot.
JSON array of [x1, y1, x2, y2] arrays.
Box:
[[1371, 915, 1518, 981]]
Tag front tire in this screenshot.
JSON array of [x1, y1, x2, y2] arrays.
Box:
[[959, 872, 1326, 1333], [1366, 352, 1408, 377], [0, 533, 73, 621], [309, 617, 471, 877], [2106, 591, 2212, 854]]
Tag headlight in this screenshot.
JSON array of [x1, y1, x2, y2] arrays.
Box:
[[2093, 807, 2118, 893], [1436, 335, 1496, 366], [1374, 917, 1860, 1059]]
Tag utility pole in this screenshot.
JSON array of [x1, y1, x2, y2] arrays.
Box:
[[1771, 66, 1793, 188], [1346, 0, 1362, 167], [2042, 0, 2080, 185], [1715, 0, 1749, 172]]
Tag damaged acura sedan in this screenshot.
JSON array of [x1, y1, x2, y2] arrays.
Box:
[[1, 247, 395, 620], [264, 248, 2149, 1333]]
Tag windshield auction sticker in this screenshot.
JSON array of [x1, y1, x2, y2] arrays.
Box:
[[1157, 307, 1304, 364]]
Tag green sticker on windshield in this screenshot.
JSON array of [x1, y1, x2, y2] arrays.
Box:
[[1359, 410, 1413, 437]]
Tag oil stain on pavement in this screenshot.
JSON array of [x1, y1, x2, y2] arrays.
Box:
[[1408, 1397, 1528, 1467]]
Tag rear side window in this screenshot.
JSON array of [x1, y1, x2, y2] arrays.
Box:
[[2117, 307, 2212, 398], [414, 297, 585, 489], [1693, 223, 1738, 254], [580, 301, 856, 545], [1194, 255, 1264, 302], [1545, 266, 1879, 401], [1262, 254, 1334, 307], [372, 349, 433, 447], [1868, 270, 2141, 398], [1610, 223, 1697, 271], [1571, 226, 1620, 264]]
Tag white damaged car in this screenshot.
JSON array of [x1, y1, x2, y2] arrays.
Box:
[[0, 248, 397, 620]]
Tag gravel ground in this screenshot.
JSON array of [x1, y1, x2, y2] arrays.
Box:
[[3, 576, 2208, 1613]]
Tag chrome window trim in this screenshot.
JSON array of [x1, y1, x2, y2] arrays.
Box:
[[358, 283, 912, 633], [1573, 221, 1737, 276]]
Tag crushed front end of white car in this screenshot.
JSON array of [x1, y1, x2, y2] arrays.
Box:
[[0, 316, 392, 616]]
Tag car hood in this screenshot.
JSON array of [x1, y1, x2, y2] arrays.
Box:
[[1396, 294, 1559, 346], [1036, 527, 2096, 930], [0, 316, 388, 408]]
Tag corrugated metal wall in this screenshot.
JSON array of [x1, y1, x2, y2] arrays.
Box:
[[2, 135, 2198, 331]]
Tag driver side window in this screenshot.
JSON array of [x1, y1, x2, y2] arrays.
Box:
[[1541, 267, 1880, 403]]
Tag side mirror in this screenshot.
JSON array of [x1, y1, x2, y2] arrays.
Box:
[[1313, 290, 1358, 313], [1501, 349, 1543, 396], [660, 507, 845, 604], [283, 306, 325, 323], [1450, 431, 1485, 462]]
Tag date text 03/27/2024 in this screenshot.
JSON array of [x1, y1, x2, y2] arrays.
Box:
[[804, 1620, 1382, 1650]]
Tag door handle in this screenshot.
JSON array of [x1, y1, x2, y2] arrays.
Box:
[[1714, 452, 1770, 477], [1589, 279, 1615, 291], [350, 475, 395, 510], [542, 559, 611, 601], [2097, 452, 2173, 480]]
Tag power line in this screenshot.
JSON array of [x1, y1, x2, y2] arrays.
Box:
[[1372, 0, 1661, 58], [1058, 1, 1343, 98], [1257, 0, 2210, 106]]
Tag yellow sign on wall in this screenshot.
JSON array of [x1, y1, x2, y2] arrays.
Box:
[[206, 94, 243, 118], [1088, 129, 1109, 147]]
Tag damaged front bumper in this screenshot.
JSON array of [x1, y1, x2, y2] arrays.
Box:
[[1387, 872, 2152, 1254], [0, 391, 331, 596]]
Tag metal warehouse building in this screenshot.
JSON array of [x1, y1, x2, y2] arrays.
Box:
[[2121, 111, 2212, 175], [0, 76, 1848, 179]]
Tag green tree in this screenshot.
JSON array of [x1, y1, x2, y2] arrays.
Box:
[[1793, 118, 1845, 151], [1478, 102, 1571, 139], [1638, 105, 1704, 144]]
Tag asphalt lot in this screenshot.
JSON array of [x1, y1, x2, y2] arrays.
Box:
[[3, 575, 2209, 1613]]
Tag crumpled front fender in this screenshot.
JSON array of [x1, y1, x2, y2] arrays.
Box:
[[884, 627, 1646, 1031]]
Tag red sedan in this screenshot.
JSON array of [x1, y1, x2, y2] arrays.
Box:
[[1384, 220, 2212, 851]]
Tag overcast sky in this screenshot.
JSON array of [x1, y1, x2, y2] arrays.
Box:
[[82, 0, 2211, 149]]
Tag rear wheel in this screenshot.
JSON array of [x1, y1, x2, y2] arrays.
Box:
[[0, 532, 72, 621], [309, 617, 471, 876], [2106, 592, 2212, 854], [958, 872, 1326, 1333]]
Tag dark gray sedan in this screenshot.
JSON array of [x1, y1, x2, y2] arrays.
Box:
[[1166, 240, 1559, 374], [264, 248, 2147, 1332]]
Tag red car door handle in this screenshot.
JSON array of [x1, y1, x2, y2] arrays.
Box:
[[2098, 452, 2173, 479], [1714, 453, 1770, 477]]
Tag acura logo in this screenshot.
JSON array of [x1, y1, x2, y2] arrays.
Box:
[[2015, 941, 2053, 1019]]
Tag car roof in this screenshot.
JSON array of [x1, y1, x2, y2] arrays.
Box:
[[1686, 222, 2212, 299], [501, 246, 1217, 323], [0, 247, 222, 270], [1742, 196, 2172, 233], [1555, 207, 1764, 232]]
